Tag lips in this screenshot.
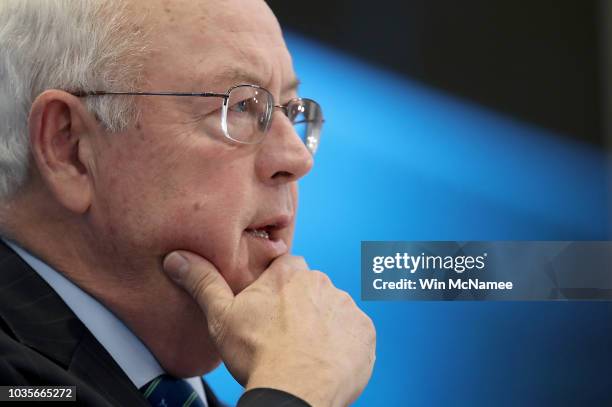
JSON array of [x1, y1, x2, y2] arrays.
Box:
[[245, 214, 292, 241], [244, 214, 292, 258]]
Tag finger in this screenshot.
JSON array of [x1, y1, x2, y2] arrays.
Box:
[[256, 254, 310, 288], [266, 254, 310, 277], [163, 250, 234, 319]]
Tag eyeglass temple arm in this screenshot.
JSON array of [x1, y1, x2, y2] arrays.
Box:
[[70, 91, 228, 98]]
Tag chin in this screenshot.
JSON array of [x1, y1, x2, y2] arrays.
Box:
[[214, 234, 270, 294], [222, 261, 264, 295], [159, 333, 223, 378], [164, 354, 222, 378], [146, 285, 225, 378]]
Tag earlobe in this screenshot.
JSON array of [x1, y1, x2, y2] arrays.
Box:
[[29, 90, 94, 214]]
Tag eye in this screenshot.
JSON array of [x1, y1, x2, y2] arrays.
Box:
[[229, 98, 252, 114], [287, 100, 306, 122]]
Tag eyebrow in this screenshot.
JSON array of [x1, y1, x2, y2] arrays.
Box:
[[209, 67, 301, 94]]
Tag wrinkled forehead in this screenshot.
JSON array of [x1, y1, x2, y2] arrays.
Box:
[[136, 0, 294, 94]]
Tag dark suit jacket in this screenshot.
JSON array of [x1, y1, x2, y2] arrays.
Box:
[[0, 241, 309, 406]]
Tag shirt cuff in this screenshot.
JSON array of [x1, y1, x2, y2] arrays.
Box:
[[238, 387, 312, 407]]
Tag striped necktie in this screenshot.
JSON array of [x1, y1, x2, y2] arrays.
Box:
[[140, 374, 206, 407]]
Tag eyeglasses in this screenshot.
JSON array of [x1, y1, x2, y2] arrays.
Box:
[[72, 84, 324, 155]]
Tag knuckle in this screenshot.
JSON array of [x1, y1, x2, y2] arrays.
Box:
[[369, 322, 377, 344], [362, 314, 377, 342], [281, 255, 309, 272], [363, 313, 375, 331], [292, 255, 309, 269], [337, 289, 355, 305], [312, 270, 332, 285], [268, 253, 290, 268], [270, 254, 308, 273], [359, 310, 374, 328]]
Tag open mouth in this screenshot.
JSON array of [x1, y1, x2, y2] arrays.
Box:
[[245, 221, 285, 240], [244, 215, 291, 243], [245, 227, 272, 240], [244, 220, 290, 259], [244, 214, 293, 259]]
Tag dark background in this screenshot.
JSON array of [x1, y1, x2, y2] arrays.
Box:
[[266, 0, 604, 146], [210, 3, 612, 404]]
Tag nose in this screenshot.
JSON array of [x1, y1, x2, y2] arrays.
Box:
[[255, 111, 314, 185]]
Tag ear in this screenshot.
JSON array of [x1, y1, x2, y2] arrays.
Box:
[[28, 90, 97, 214]]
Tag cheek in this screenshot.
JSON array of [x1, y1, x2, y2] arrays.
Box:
[[159, 194, 243, 250], [162, 201, 258, 293], [88, 156, 159, 254], [91, 127, 261, 289], [163, 198, 271, 294]]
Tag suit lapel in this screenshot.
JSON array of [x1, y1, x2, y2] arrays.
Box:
[[69, 331, 150, 406], [0, 241, 82, 367], [0, 240, 149, 406]]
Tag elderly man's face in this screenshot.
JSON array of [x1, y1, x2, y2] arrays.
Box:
[[88, 0, 312, 293]]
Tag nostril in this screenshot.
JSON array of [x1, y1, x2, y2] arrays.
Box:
[[271, 170, 293, 180]]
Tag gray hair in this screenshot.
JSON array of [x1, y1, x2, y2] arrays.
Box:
[[0, 0, 148, 200]]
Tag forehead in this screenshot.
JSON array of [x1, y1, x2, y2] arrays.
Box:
[[137, 0, 294, 93]]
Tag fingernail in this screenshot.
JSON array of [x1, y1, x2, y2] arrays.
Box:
[[163, 252, 190, 282]]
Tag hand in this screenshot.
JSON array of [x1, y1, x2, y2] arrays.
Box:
[[163, 251, 376, 407]]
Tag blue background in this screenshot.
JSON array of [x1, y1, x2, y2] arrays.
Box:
[[206, 33, 612, 406]]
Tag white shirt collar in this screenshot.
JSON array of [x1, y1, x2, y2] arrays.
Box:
[[3, 238, 207, 405]]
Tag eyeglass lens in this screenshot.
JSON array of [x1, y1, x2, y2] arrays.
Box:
[[287, 98, 322, 155], [226, 85, 274, 144], [225, 85, 323, 154]]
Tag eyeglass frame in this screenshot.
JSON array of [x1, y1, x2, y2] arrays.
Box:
[[71, 83, 324, 155]]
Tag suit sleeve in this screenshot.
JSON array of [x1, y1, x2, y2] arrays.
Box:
[[238, 388, 311, 407]]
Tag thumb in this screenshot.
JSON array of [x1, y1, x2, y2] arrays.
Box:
[[163, 250, 234, 319]]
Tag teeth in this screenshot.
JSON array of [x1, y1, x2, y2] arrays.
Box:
[[247, 229, 270, 239]]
